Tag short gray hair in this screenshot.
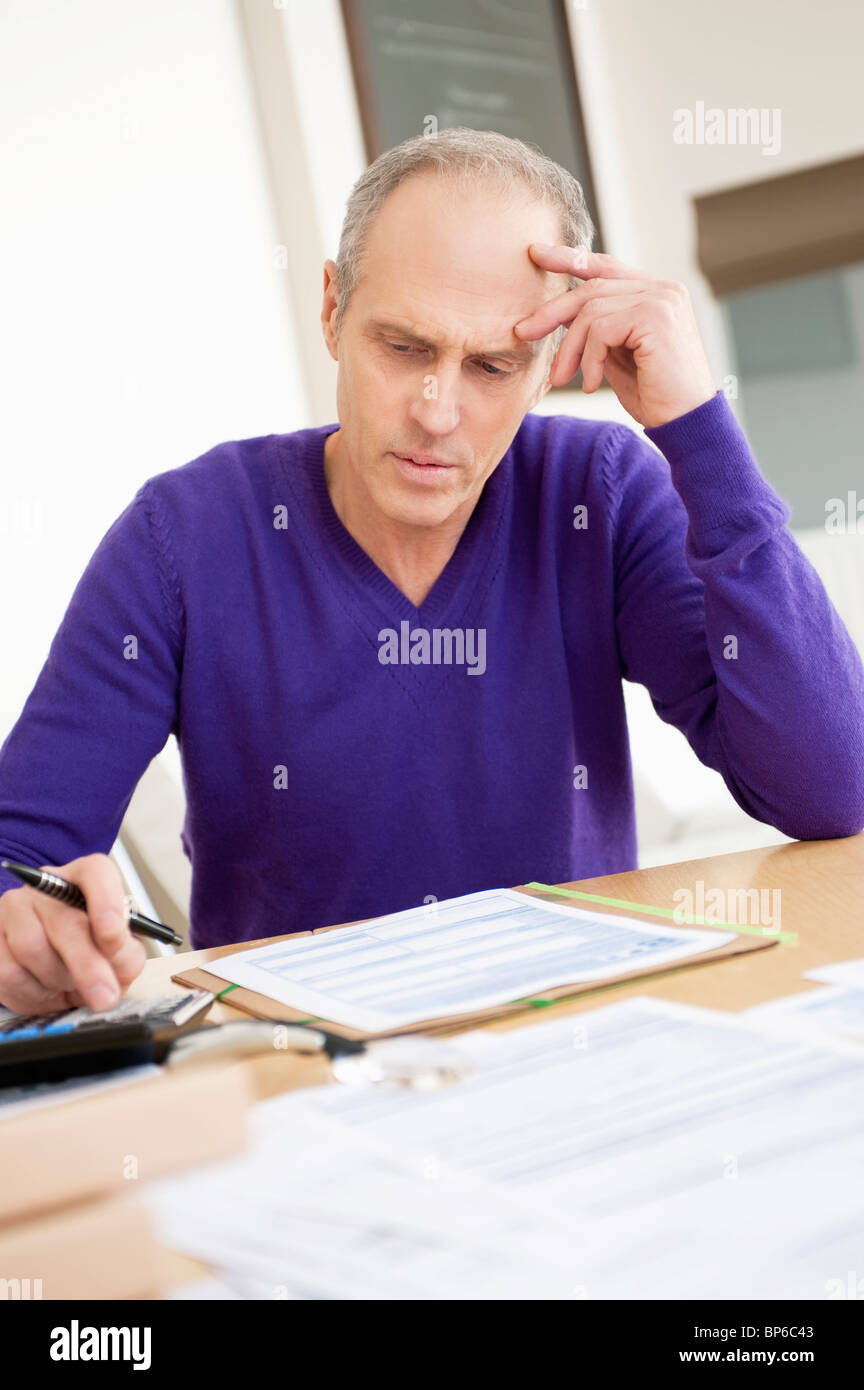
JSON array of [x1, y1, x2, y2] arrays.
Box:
[[333, 127, 595, 368]]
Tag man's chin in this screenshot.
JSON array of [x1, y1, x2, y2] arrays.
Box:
[[377, 484, 464, 530]]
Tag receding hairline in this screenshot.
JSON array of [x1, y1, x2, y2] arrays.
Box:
[[332, 127, 594, 349]]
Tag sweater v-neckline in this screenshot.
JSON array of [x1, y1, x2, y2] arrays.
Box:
[[286, 424, 512, 631]]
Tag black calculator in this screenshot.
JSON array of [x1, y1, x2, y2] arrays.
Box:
[[0, 990, 216, 1087]]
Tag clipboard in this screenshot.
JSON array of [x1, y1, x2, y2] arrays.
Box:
[[171, 885, 778, 1042]]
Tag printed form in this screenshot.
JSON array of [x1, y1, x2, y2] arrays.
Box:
[[292, 997, 864, 1299], [206, 887, 733, 1030], [149, 997, 864, 1299], [744, 984, 864, 1041], [148, 1099, 582, 1300]]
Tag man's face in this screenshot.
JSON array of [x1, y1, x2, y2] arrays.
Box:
[[321, 174, 569, 530]]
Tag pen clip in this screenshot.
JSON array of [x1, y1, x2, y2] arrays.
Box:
[[163, 1019, 332, 1067]]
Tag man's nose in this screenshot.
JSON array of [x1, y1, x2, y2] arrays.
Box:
[[406, 363, 462, 436]]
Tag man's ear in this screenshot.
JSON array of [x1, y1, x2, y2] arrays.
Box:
[[528, 374, 554, 410], [321, 259, 339, 361]]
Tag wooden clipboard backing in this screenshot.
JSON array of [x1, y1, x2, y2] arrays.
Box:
[[171, 886, 777, 1042]]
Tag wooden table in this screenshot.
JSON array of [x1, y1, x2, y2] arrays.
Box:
[[134, 833, 864, 1293]]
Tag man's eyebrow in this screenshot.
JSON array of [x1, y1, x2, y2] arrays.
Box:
[[367, 319, 540, 364]]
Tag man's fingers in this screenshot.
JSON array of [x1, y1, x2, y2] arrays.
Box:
[[5, 910, 77, 996], [43, 854, 130, 957], [578, 309, 644, 393], [0, 851, 146, 1015], [515, 280, 654, 342], [0, 931, 68, 1015], [32, 855, 147, 1006], [108, 932, 148, 990], [70, 854, 147, 987], [36, 857, 131, 1010], [38, 903, 122, 1012], [547, 295, 648, 387], [527, 245, 654, 283]]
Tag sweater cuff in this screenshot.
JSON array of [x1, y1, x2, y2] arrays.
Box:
[[643, 390, 790, 535]]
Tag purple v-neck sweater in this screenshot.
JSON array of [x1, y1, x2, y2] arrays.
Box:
[[1, 392, 862, 948]]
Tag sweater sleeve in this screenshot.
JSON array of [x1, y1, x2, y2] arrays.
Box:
[[0, 481, 184, 898], [605, 390, 864, 840]]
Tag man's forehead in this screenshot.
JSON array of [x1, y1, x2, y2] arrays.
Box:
[[357, 176, 567, 356]]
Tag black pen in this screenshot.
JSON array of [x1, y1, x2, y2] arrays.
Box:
[[1, 860, 183, 947]]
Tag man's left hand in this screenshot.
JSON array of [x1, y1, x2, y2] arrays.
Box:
[[515, 246, 717, 429]]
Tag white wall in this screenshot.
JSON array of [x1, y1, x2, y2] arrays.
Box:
[[0, 0, 307, 734]]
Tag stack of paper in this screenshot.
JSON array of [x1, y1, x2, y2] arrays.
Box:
[[147, 1105, 583, 1300], [296, 997, 864, 1299], [147, 996, 864, 1300]]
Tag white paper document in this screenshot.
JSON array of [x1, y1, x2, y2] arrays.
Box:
[[147, 1100, 582, 1300], [744, 984, 864, 1042], [284, 997, 864, 1299], [205, 887, 733, 1031], [805, 958, 864, 990]]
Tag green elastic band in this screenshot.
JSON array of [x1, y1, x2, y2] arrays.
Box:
[[509, 958, 753, 1015], [523, 881, 797, 945], [214, 983, 323, 1027]]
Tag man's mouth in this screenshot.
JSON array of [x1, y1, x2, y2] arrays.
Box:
[[393, 452, 454, 469], [391, 451, 457, 482]]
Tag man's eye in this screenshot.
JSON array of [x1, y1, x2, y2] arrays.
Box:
[[386, 343, 509, 377]]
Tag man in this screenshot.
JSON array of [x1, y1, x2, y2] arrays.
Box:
[[0, 128, 862, 1016]]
